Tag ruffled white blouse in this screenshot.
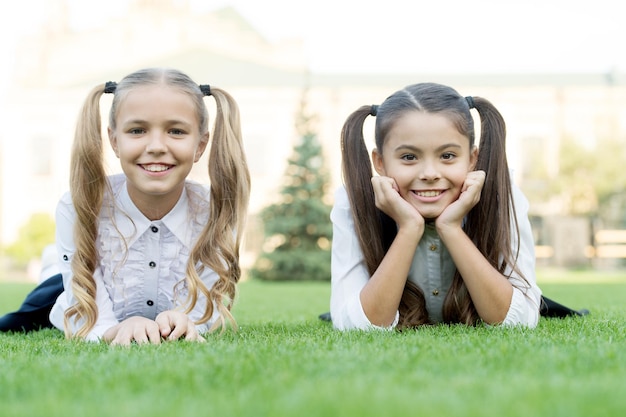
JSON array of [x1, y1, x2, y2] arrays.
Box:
[[49, 174, 220, 341]]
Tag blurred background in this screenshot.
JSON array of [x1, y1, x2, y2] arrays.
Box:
[[1, 0, 625, 282]]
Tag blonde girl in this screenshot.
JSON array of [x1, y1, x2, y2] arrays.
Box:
[[1, 67, 249, 344]]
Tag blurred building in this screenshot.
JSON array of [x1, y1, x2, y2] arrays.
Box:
[[1, 0, 625, 270]]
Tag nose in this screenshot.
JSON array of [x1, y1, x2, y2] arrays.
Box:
[[146, 131, 167, 154], [419, 159, 440, 181]]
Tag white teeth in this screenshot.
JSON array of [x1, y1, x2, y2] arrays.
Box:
[[143, 164, 170, 172], [416, 190, 441, 197]]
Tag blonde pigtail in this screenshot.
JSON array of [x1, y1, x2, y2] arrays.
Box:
[[184, 86, 251, 331], [64, 84, 109, 338]]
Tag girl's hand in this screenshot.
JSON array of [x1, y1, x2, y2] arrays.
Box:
[[155, 310, 206, 343], [104, 316, 162, 346], [436, 170, 486, 231], [371, 176, 424, 231]]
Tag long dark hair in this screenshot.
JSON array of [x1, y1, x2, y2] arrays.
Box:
[[340, 83, 524, 328]]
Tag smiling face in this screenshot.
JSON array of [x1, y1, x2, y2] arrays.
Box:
[[372, 110, 477, 220], [108, 84, 208, 219]]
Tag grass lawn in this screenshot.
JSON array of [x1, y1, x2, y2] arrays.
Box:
[[1, 269, 625, 417]]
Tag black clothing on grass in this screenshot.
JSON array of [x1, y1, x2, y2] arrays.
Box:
[[0, 274, 63, 332]]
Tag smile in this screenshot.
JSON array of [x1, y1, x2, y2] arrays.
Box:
[[414, 190, 442, 197], [141, 164, 172, 172]]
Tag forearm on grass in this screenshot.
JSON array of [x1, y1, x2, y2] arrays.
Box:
[[359, 227, 422, 327], [438, 225, 513, 324]]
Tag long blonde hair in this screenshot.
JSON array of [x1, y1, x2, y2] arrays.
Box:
[[64, 68, 250, 338]]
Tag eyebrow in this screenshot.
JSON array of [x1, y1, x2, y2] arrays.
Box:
[[120, 119, 192, 127], [394, 143, 463, 152]]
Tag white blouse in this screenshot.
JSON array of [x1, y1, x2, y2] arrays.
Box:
[[329, 183, 542, 331], [49, 174, 220, 341]]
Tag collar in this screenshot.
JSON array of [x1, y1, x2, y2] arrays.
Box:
[[113, 180, 192, 248]]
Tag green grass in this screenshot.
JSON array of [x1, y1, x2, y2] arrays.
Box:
[[1, 270, 625, 417]]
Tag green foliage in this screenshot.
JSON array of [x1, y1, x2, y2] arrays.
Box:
[[251, 94, 332, 281], [1, 272, 626, 417], [555, 140, 626, 215], [528, 137, 626, 218], [4, 213, 55, 265], [554, 138, 601, 215]]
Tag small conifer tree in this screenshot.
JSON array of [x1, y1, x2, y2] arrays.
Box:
[[250, 93, 332, 281]]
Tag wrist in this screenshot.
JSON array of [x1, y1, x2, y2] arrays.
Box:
[[396, 223, 424, 243], [436, 222, 465, 241]]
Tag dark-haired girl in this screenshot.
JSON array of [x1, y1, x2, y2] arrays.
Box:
[[331, 82, 543, 330]]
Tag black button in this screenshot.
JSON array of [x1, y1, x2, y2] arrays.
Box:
[[63, 254, 69, 261], [146, 300, 154, 306], [151, 226, 158, 233], [149, 261, 156, 268]]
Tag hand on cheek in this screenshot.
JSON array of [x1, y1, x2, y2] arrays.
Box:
[[437, 170, 485, 229], [371, 176, 424, 231]]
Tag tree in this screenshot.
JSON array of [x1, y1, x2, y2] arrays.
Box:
[[555, 137, 626, 218], [250, 94, 332, 281], [523, 135, 626, 221]]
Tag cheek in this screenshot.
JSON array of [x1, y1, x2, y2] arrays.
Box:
[[450, 167, 470, 187], [116, 141, 139, 156], [385, 166, 402, 176]]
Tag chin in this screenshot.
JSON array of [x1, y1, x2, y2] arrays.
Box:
[[416, 207, 443, 221]]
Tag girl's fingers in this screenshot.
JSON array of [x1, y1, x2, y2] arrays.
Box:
[[133, 329, 149, 344], [461, 170, 485, 201], [109, 318, 162, 346], [155, 311, 204, 342], [372, 176, 400, 207], [183, 325, 205, 343], [167, 323, 186, 341], [146, 325, 162, 344]]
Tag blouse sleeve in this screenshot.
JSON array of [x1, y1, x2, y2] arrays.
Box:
[[329, 186, 399, 331], [501, 183, 543, 327], [49, 193, 119, 341]]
